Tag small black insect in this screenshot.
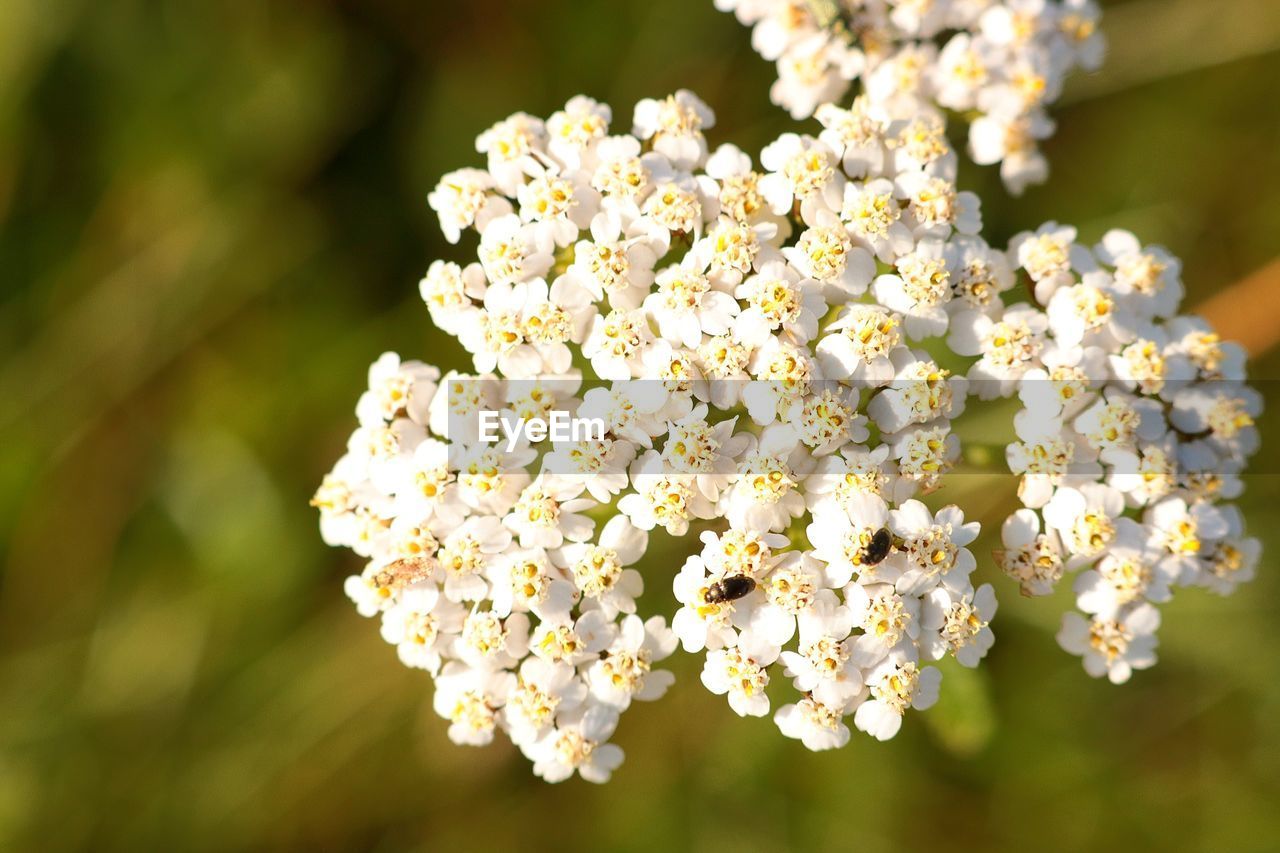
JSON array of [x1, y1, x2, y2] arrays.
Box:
[[860, 527, 893, 566], [703, 575, 756, 604]]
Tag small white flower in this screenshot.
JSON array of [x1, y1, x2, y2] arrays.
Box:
[[380, 584, 465, 675], [846, 582, 920, 665], [632, 89, 715, 169], [357, 352, 440, 428], [1010, 221, 1090, 299], [815, 98, 886, 178], [503, 476, 595, 550], [721, 427, 811, 532], [672, 555, 741, 653], [503, 657, 586, 744], [770, 31, 862, 120], [555, 515, 648, 618], [1074, 542, 1172, 619], [587, 615, 678, 709], [516, 168, 599, 247], [1057, 604, 1160, 684], [619, 451, 714, 536], [889, 501, 979, 596], [815, 305, 904, 385], [640, 174, 713, 238], [808, 490, 893, 587], [437, 516, 512, 603], [644, 260, 738, 347], [734, 260, 825, 346], [854, 657, 942, 741], [896, 172, 982, 238], [546, 95, 611, 169], [1094, 229, 1183, 320], [873, 240, 954, 339], [996, 509, 1065, 596], [775, 696, 852, 751], [702, 642, 780, 717], [428, 167, 510, 244], [840, 178, 914, 261], [969, 111, 1052, 195], [660, 404, 751, 499], [743, 340, 815, 425], [529, 610, 617, 666], [759, 133, 845, 224], [582, 308, 654, 379], [890, 423, 961, 492], [456, 609, 529, 670], [868, 350, 963, 433], [779, 594, 862, 708], [1197, 522, 1260, 596], [477, 214, 555, 288], [432, 664, 516, 747], [783, 222, 876, 300], [921, 584, 998, 666], [705, 143, 776, 226], [420, 260, 485, 336], [735, 553, 827, 650], [488, 549, 577, 624], [948, 304, 1048, 399], [1145, 496, 1229, 582], [1043, 483, 1125, 568], [1169, 384, 1262, 460], [529, 703, 625, 784], [565, 211, 660, 310], [476, 111, 547, 194], [1045, 276, 1133, 349]]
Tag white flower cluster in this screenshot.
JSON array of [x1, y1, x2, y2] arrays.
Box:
[[314, 90, 1022, 778], [715, 0, 1105, 192], [314, 88, 1262, 783], [679, 502, 993, 749], [976, 224, 1263, 683], [314, 355, 678, 784]]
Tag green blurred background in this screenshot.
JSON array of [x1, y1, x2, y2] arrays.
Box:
[[2, 0, 1279, 850]]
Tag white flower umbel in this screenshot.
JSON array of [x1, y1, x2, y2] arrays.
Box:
[[716, 0, 1105, 193], [983, 225, 1263, 683], [314, 92, 1260, 783]]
